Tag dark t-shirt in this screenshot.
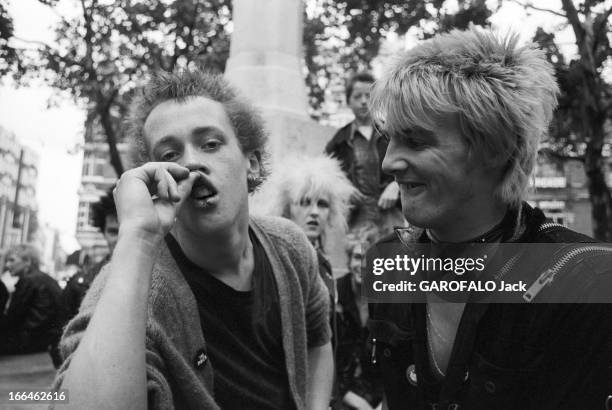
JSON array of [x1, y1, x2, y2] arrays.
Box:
[[166, 232, 296, 410]]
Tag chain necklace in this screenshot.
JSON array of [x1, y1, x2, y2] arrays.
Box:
[[426, 304, 447, 378], [426, 303, 450, 343]]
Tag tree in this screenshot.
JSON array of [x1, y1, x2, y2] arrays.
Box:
[[18, 0, 495, 173], [527, 1, 612, 240], [21, 0, 232, 176], [303, 0, 496, 115], [0, 0, 18, 76]]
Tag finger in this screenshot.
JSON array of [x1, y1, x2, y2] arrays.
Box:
[[162, 162, 191, 183], [174, 171, 199, 207], [133, 162, 190, 186], [164, 168, 179, 201], [154, 166, 171, 201], [165, 169, 181, 202]]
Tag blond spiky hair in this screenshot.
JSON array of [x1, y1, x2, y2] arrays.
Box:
[[264, 154, 357, 249], [370, 26, 559, 208]]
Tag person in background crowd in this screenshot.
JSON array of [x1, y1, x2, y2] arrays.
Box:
[[264, 154, 357, 305], [0, 244, 64, 367], [0, 277, 8, 316], [334, 224, 384, 410], [54, 69, 333, 409], [63, 190, 118, 320], [367, 27, 612, 410], [325, 72, 403, 234]]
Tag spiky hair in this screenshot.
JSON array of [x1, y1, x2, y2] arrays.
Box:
[[370, 26, 559, 207], [125, 69, 269, 193], [264, 155, 357, 250]]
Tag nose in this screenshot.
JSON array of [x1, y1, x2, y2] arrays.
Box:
[[181, 144, 210, 174], [308, 203, 320, 216], [382, 137, 408, 177]]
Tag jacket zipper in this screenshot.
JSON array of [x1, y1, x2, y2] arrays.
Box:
[[523, 245, 612, 301], [495, 222, 612, 301], [493, 222, 564, 281]]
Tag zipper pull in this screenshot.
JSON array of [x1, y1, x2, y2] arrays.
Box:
[[371, 338, 377, 364], [523, 268, 555, 302]]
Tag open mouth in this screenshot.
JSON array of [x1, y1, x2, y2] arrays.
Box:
[[306, 220, 319, 228], [403, 182, 425, 189], [190, 174, 218, 203], [398, 181, 426, 194]]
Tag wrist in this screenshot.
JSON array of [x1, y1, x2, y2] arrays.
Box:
[[118, 226, 165, 248]]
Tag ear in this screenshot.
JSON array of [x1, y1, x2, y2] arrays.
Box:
[[246, 151, 261, 179]]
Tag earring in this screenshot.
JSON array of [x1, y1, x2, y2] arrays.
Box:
[[247, 174, 258, 185]]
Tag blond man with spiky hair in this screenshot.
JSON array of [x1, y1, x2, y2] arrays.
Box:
[[367, 27, 612, 410]]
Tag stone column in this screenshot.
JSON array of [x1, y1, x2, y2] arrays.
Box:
[[225, 0, 334, 160], [225, 1, 347, 272]]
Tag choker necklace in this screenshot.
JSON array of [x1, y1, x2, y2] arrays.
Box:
[[426, 218, 507, 244]]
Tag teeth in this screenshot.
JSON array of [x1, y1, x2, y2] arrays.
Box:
[[192, 186, 213, 198]]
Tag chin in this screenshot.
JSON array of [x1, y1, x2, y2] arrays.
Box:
[[306, 232, 320, 244], [401, 202, 442, 229]]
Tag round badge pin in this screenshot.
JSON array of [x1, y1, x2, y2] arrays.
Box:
[[406, 364, 417, 386]]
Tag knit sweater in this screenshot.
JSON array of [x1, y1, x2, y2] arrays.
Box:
[[54, 215, 331, 409]]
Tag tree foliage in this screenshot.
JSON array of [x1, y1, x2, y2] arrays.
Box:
[[22, 0, 232, 176], [530, 0, 612, 240], [0, 0, 17, 76], [303, 0, 496, 115], [15, 0, 497, 174]]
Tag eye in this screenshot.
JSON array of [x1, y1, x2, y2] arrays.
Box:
[[404, 137, 424, 150], [201, 139, 221, 151], [299, 197, 312, 207], [399, 134, 431, 150], [317, 199, 330, 208], [398, 128, 435, 150], [160, 150, 180, 162]]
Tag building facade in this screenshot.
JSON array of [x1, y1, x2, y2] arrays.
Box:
[[0, 126, 40, 250], [75, 140, 128, 263], [529, 155, 597, 236]]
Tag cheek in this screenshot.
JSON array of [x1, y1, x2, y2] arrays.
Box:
[[289, 206, 306, 224], [321, 209, 331, 223]]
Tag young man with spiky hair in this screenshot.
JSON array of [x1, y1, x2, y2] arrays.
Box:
[[367, 27, 612, 409], [55, 69, 333, 409]]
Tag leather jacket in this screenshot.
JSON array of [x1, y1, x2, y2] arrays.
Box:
[[0, 270, 65, 353], [368, 204, 612, 410]]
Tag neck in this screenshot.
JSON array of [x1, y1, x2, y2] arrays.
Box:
[[309, 236, 322, 251], [354, 117, 371, 127], [351, 276, 362, 294], [172, 214, 251, 276], [429, 200, 508, 243]]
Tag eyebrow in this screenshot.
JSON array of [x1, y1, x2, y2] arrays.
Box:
[[191, 126, 226, 139], [152, 126, 227, 148], [152, 135, 179, 149]]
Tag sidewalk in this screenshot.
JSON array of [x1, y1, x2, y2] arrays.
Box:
[[0, 353, 56, 410]]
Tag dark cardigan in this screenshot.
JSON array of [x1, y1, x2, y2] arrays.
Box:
[[55, 216, 331, 409]]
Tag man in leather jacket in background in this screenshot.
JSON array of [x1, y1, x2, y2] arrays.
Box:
[[0, 243, 64, 367]]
